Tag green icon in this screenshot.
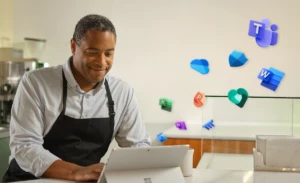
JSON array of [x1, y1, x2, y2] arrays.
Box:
[[37, 62, 47, 68], [159, 98, 173, 112], [228, 88, 248, 108]]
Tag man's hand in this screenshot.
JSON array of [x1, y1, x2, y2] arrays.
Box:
[[72, 163, 105, 182], [43, 160, 105, 182]]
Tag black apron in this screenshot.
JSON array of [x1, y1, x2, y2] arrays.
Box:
[[2, 70, 115, 182]]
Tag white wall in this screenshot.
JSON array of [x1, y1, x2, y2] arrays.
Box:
[[13, 0, 300, 126], [13, 0, 114, 62], [0, 0, 13, 47]]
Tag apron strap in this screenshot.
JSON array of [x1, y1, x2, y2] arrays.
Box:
[[104, 79, 115, 140], [62, 69, 68, 114]]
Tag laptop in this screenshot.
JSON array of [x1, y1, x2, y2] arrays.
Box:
[[98, 144, 189, 183]]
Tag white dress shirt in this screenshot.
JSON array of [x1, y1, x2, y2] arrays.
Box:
[[8, 59, 151, 177]]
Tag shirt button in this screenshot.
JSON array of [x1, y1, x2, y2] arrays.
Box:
[[85, 94, 89, 99]]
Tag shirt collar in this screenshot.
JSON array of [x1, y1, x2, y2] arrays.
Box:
[[62, 56, 105, 95]]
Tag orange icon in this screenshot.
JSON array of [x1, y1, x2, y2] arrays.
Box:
[[194, 92, 206, 108]]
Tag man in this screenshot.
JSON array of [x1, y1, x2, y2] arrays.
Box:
[[2, 14, 151, 182]]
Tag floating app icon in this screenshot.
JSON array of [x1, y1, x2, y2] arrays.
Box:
[[258, 67, 284, 91], [248, 18, 279, 48], [228, 88, 248, 108], [202, 120, 215, 130], [190, 59, 210, 75], [194, 92, 206, 108], [229, 50, 248, 67], [175, 121, 187, 130], [156, 133, 168, 143], [159, 98, 173, 112]]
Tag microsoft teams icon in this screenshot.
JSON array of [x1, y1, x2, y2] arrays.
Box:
[[248, 18, 279, 48], [257, 67, 284, 91]]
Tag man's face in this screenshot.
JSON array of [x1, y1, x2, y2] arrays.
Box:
[[71, 30, 116, 84]]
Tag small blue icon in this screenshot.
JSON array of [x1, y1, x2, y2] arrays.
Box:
[[258, 67, 284, 91], [202, 120, 215, 130], [156, 133, 168, 143], [248, 18, 278, 48], [190, 59, 210, 75], [229, 50, 248, 67]]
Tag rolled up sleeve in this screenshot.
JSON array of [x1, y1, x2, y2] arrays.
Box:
[[9, 73, 60, 177], [115, 88, 151, 147]]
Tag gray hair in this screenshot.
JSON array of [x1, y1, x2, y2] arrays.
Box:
[[72, 14, 116, 45]]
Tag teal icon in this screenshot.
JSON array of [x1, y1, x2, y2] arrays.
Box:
[[159, 98, 173, 112], [228, 88, 249, 108]]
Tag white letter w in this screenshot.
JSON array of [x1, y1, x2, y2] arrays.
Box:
[[260, 70, 270, 78]]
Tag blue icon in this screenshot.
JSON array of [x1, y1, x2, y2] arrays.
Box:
[[257, 68, 273, 82], [156, 133, 168, 143], [202, 120, 215, 130], [248, 18, 278, 48], [258, 67, 285, 91], [190, 59, 210, 74], [229, 50, 248, 67]]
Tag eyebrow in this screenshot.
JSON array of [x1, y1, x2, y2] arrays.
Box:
[[85, 48, 115, 52]]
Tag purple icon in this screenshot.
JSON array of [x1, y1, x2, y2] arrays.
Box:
[[248, 20, 265, 39], [175, 121, 187, 130], [248, 18, 278, 48]]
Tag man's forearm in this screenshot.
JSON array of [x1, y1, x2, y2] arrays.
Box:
[[42, 160, 81, 180]]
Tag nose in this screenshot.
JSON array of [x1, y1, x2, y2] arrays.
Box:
[[96, 53, 107, 68]]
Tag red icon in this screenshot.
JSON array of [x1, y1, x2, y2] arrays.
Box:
[[194, 92, 206, 108]]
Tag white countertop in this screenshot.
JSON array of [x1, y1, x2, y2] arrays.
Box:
[[197, 153, 253, 171], [163, 123, 297, 140], [13, 169, 300, 183], [187, 169, 300, 183]]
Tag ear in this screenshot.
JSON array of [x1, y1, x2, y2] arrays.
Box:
[[71, 39, 77, 55]]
